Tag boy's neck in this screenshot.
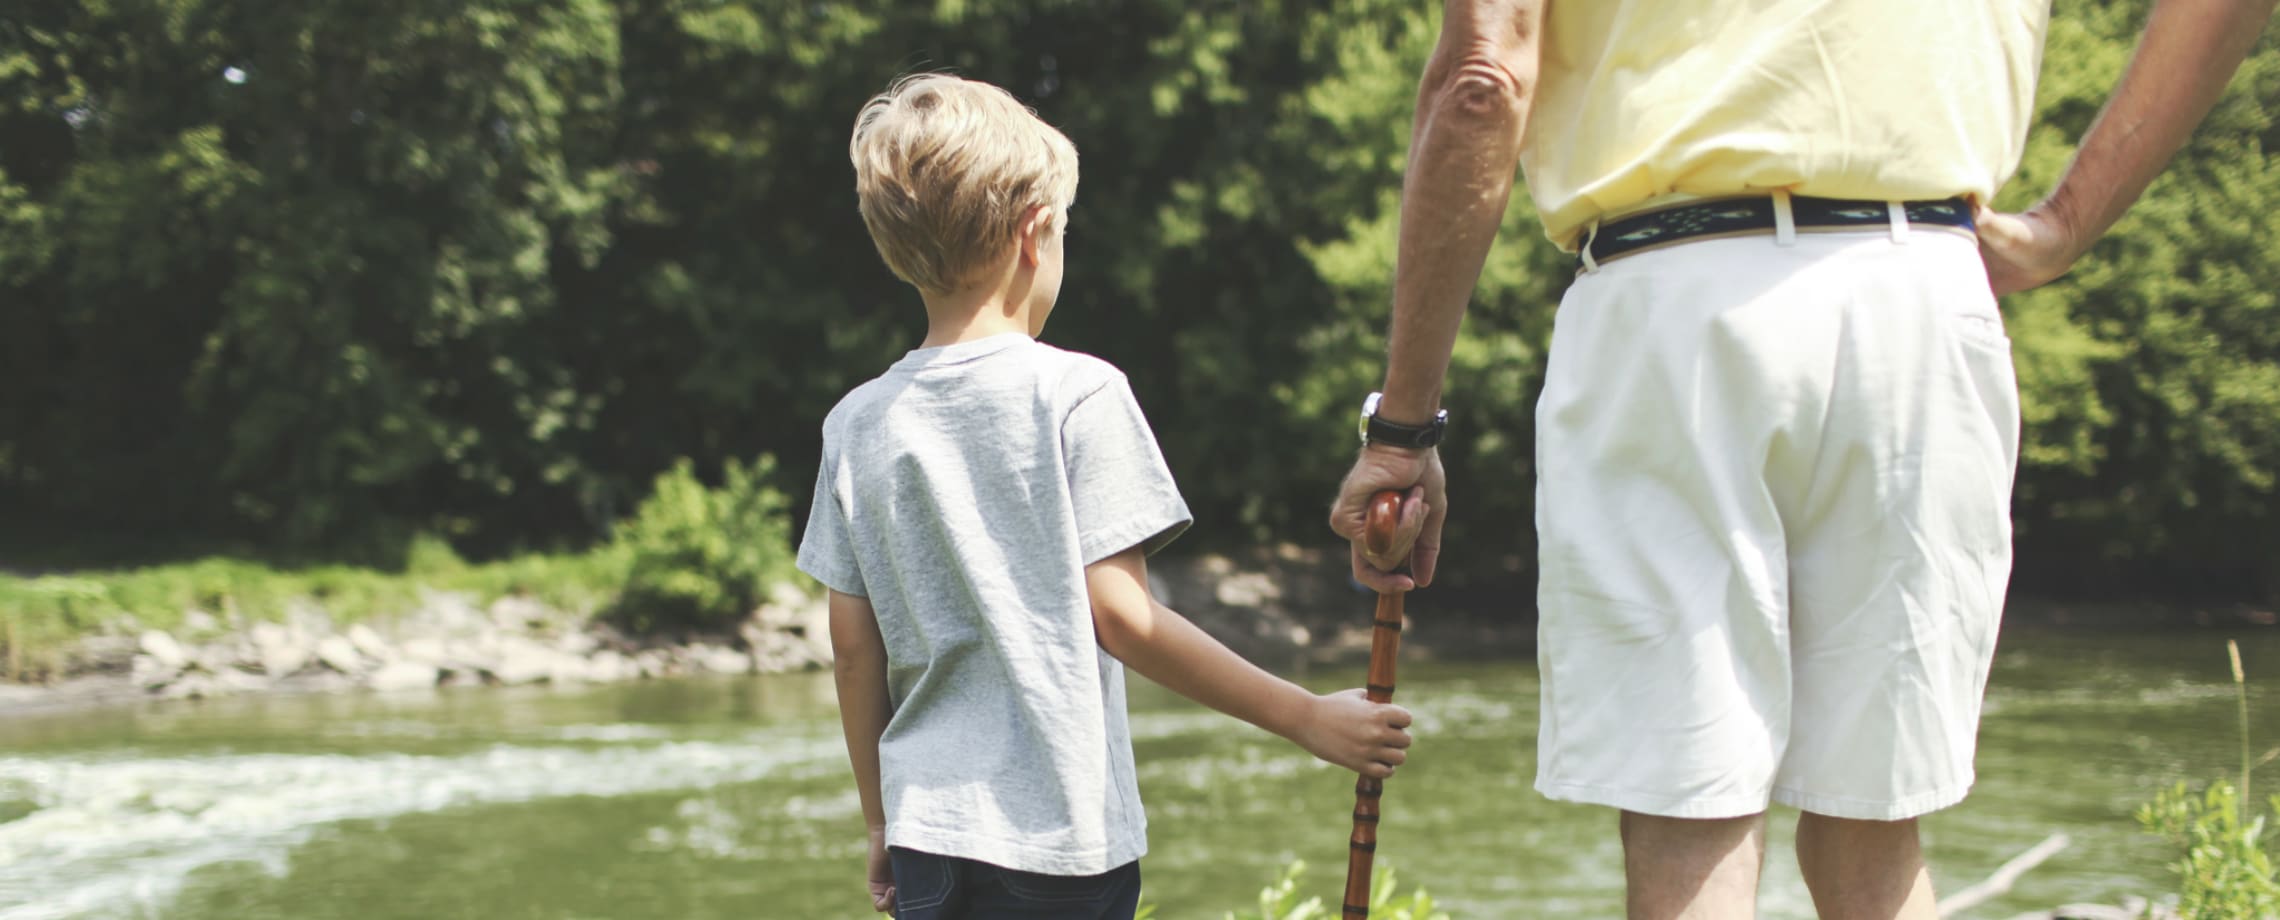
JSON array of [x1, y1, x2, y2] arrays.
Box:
[[918, 276, 1035, 349]]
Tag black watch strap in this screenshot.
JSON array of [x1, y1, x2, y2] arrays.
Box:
[[1360, 392, 1449, 449]]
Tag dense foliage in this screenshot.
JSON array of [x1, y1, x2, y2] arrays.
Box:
[[1, 1, 2273, 599]]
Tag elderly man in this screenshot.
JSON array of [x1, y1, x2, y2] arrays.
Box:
[[1330, 1, 2276, 917]]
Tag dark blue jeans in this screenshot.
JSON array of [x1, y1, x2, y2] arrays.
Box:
[[889, 847, 1141, 920]]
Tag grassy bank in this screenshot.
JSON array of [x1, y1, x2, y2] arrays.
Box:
[[0, 457, 796, 683]]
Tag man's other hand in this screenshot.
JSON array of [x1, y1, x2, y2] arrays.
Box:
[[1978, 202, 2084, 296]]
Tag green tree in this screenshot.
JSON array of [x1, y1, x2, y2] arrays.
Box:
[[1994, 1, 2280, 597], [1, 1, 2274, 606], [0, 0, 630, 558]]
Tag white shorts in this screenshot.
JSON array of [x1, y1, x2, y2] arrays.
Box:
[[1532, 228, 2019, 821]]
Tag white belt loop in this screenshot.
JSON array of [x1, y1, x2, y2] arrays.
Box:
[[1772, 190, 1796, 246], [1888, 201, 1911, 243], [1579, 218, 1602, 273]]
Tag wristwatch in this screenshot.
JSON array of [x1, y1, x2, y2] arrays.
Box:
[[1358, 392, 1449, 449]]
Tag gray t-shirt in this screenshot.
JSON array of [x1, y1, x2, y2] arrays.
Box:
[[796, 333, 1191, 876]]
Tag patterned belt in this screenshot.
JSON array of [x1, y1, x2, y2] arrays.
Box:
[[1578, 196, 1977, 268]]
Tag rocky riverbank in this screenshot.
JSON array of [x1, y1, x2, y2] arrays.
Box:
[[0, 583, 832, 715], [8, 541, 2269, 718]]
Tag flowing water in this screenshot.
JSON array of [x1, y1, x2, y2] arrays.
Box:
[[2, 628, 2275, 919]]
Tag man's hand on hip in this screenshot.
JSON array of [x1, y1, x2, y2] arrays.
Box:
[[1977, 202, 2085, 297], [1328, 446, 1445, 592]]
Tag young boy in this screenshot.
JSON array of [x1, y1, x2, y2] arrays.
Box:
[[797, 74, 1416, 919]]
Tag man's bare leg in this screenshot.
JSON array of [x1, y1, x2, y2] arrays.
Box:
[[1620, 811, 1767, 920], [1794, 813, 1937, 920]]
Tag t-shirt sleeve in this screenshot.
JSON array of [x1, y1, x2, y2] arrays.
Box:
[[794, 458, 866, 597], [1064, 374, 1193, 564]]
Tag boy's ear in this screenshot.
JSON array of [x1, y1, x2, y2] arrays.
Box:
[[1017, 205, 1053, 266]]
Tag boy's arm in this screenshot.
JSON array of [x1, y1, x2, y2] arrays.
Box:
[[1086, 547, 1413, 777], [827, 589, 896, 913]]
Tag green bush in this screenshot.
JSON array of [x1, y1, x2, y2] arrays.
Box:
[[2140, 780, 2280, 920], [608, 456, 796, 636]]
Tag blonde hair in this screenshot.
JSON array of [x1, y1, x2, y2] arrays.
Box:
[[849, 74, 1078, 295]]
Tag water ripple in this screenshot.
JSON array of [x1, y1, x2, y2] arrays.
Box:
[[0, 727, 838, 919]]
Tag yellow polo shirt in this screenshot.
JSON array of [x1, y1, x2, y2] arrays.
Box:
[[1521, 0, 2051, 249]]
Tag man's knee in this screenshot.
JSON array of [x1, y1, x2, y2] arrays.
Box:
[[1620, 811, 1769, 919], [1620, 810, 1768, 855]]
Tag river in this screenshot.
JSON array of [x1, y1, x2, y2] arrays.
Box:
[[2, 628, 2274, 919]]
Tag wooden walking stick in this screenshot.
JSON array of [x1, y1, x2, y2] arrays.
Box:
[[1343, 489, 1408, 917]]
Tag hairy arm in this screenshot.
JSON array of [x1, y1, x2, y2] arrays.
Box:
[[1983, 0, 2279, 294], [1381, 0, 1547, 423], [827, 589, 896, 912], [1086, 548, 1411, 777], [1331, 0, 1547, 591]]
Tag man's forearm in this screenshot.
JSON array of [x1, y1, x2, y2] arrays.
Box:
[[1378, 0, 1543, 424], [2043, 0, 2277, 249]]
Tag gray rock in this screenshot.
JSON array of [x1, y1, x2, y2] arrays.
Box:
[[398, 637, 449, 665], [550, 659, 589, 684], [554, 631, 599, 656], [260, 644, 308, 678], [486, 639, 557, 685], [345, 624, 392, 661], [583, 651, 635, 683], [314, 636, 366, 675], [130, 653, 176, 689], [488, 596, 549, 631], [434, 638, 492, 678], [367, 661, 440, 692], [189, 643, 241, 675], [751, 590, 831, 668], [138, 631, 189, 671], [693, 645, 753, 675]]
